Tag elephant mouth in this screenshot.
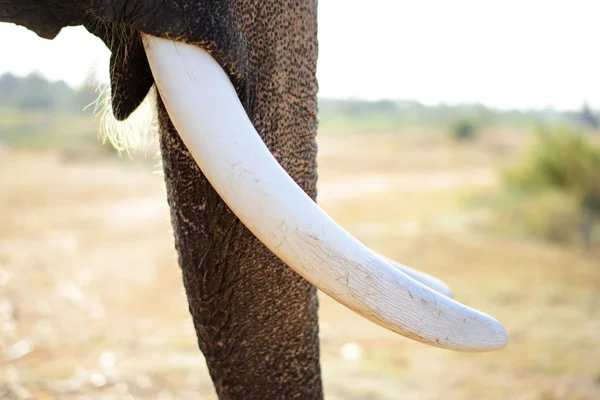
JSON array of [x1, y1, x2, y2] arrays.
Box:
[[142, 35, 508, 352]]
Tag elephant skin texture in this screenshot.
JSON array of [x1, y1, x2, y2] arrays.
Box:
[[1, 1, 323, 398]]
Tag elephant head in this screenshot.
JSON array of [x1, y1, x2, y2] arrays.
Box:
[[1, 1, 507, 398]]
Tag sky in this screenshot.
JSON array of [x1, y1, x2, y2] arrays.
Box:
[[0, 0, 599, 110]]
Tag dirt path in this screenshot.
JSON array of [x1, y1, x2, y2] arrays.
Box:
[[319, 168, 496, 202]]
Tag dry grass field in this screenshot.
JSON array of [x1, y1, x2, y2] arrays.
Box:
[[1, 130, 599, 399]]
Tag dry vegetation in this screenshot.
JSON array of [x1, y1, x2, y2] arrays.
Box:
[[1, 130, 599, 399]]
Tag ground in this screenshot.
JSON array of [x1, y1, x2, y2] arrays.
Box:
[[1, 131, 599, 399]]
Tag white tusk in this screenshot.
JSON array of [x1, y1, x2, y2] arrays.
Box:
[[381, 256, 453, 298], [142, 34, 507, 352]]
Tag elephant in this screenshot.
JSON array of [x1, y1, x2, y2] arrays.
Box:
[[1, 1, 507, 398]]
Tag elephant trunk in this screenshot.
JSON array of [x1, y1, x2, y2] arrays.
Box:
[[158, 102, 322, 399], [155, 1, 323, 398]]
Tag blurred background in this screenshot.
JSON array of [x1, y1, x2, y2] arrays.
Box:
[[1, 0, 599, 399]]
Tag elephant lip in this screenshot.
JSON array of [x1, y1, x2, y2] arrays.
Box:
[[141, 34, 508, 352]]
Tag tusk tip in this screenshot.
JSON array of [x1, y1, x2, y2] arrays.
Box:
[[423, 301, 508, 352], [491, 319, 509, 350], [436, 283, 453, 299], [468, 314, 508, 352]]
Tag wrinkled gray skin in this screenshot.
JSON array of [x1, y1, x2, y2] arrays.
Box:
[[1, 1, 322, 398]]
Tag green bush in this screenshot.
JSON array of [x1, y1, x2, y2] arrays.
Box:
[[450, 120, 477, 141], [505, 127, 600, 201], [502, 126, 600, 245], [493, 190, 583, 244]]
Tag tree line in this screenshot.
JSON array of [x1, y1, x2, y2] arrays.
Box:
[[1, 72, 597, 131], [0, 72, 97, 114]]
